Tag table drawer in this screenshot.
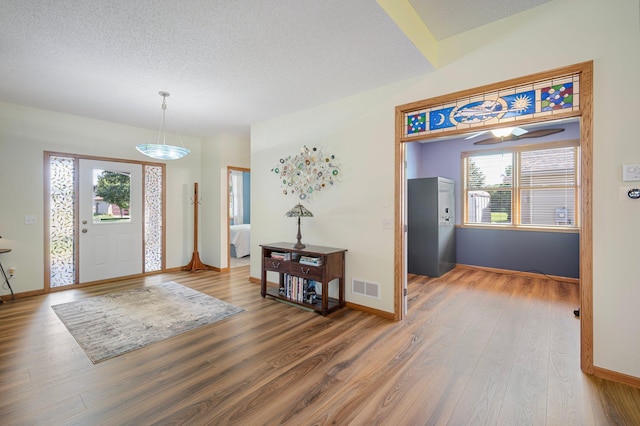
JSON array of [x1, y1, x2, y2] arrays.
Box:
[[291, 263, 323, 281], [263, 257, 290, 273]]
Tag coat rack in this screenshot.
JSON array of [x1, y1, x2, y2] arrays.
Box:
[[183, 182, 213, 272]]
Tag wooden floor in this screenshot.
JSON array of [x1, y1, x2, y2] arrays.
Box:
[[1, 267, 639, 425]]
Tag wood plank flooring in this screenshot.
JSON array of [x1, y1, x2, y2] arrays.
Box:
[[1, 267, 639, 425]]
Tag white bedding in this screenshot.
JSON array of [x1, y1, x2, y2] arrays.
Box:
[[230, 224, 251, 258]]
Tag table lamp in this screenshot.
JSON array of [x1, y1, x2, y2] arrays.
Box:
[[285, 204, 313, 249]]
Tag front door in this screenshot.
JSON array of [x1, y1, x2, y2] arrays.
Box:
[[78, 159, 143, 283]]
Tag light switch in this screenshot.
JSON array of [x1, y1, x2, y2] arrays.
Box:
[[622, 164, 640, 181]]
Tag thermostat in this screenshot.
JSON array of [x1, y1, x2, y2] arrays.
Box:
[[622, 164, 640, 181]]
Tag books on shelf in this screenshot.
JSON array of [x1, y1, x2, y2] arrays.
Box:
[[279, 274, 319, 304], [269, 251, 320, 265], [298, 255, 322, 266], [270, 251, 291, 260]]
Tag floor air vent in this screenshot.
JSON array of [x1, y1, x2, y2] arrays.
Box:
[[352, 278, 380, 299]]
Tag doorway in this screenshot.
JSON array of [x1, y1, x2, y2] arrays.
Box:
[[45, 152, 165, 290], [405, 118, 580, 278], [227, 166, 251, 269], [394, 62, 594, 374]]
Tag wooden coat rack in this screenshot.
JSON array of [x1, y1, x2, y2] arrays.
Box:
[[184, 182, 214, 272]]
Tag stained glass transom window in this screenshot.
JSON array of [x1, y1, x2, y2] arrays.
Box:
[[144, 165, 163, 272], [404, 72, 580, 138], [49, 156, 76, 287]]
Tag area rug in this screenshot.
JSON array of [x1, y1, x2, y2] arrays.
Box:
[[51, 281, 244, 363]]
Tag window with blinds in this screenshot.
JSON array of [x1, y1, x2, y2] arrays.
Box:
[[463, 141, 579, 228]]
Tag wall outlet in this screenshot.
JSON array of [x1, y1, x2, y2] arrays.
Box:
[[8, 267, 15, 276], [24, 215, 37, 225]]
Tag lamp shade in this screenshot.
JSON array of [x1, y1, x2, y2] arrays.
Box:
[[136, 143, 190, 160], [285, 203, 314, 218], [137, 91, 190, 161]]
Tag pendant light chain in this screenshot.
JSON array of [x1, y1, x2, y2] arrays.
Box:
[[160, 91, 169, 146]]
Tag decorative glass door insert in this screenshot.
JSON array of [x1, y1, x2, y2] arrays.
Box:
[[46, 153, 164, 288]]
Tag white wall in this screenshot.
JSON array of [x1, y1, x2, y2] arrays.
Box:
[[0, 102, 202, 293], [251, 80, 406, 310], [200, 133, 250, 268], [251, 0, 640, 379]]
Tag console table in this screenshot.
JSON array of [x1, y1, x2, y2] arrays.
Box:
[[0, 248, 15, 303], [260, 242, 347, 315]]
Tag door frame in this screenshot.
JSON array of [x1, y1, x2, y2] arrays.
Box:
[[44, 152, 166, 291], [393, 61, 594, 374]]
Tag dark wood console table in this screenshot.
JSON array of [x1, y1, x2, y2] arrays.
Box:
[[260, 242, 347, 315], [0, 248, 15, 303]]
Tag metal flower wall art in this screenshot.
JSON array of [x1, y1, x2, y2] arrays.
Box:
[[272, 145, 341, 201]]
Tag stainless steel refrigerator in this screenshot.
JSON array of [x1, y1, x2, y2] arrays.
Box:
[[407, 177, 456, 277]]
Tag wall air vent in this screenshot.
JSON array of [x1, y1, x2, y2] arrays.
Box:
[[352, 278, 380, 299]]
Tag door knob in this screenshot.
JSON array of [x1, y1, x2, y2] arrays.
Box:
[[82, 228, 88, 233]]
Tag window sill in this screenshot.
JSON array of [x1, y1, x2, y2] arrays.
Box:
[[457, 224, 579, 233]]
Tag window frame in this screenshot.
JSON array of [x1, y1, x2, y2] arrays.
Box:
[[461, 139, 580, 231]]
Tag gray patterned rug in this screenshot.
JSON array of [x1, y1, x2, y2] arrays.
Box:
[[52, 281, 244, 363]]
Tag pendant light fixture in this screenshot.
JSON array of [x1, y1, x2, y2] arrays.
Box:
[[136, 91, 190, 160]]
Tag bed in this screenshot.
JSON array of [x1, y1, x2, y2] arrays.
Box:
[[230, 224, 251, 258]]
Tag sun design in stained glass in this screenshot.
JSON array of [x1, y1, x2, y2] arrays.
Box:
[[509, 94, 532, 112]]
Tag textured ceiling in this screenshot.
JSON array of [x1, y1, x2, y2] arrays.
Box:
[[0, 0, 551, 138], [410, 0, 552, 41]]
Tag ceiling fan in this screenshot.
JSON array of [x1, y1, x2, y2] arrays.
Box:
[[472, 127, 565, 145]]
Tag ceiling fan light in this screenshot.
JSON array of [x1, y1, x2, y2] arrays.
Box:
[[491, 127, 514, 137]]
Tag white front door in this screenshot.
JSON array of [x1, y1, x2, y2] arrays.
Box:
[[79, 159, 143, 283]]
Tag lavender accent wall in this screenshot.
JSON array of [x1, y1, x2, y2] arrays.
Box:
[[405, 141, 422, 179], [456, 228, 579, 278]]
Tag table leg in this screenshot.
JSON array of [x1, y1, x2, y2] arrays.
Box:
[[0, 261, 15, 302]]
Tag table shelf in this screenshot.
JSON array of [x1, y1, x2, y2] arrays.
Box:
[[260, 242, 347, 315]]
